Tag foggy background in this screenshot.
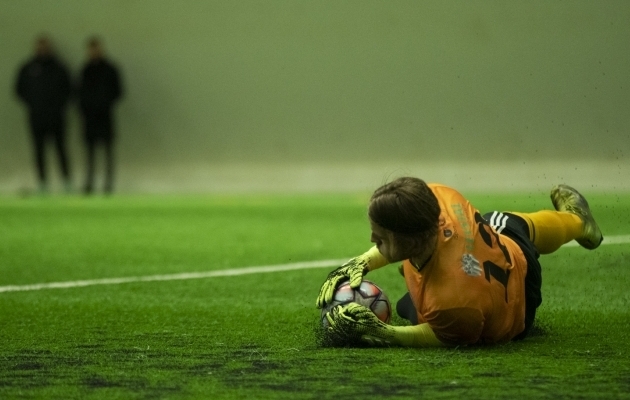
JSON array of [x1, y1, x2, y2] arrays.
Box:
[[1, 1, 629, 193]]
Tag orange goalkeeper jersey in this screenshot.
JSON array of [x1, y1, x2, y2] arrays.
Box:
[[403, 184, 528, 345]]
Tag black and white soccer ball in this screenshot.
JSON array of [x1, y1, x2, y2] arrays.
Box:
[[321, 280, 391, 328]]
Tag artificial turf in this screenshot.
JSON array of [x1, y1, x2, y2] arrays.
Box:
[[0, 191, 629, 399]]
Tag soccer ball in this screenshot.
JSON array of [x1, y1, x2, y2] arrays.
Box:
[[321, 280, 391, 328]]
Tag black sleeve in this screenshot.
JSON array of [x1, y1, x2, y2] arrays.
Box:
[[111, 65, 123, 101], [15, 65, 28, 102]]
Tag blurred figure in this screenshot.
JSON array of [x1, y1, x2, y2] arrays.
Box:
[[78, 36, 123, 195], [15, 35, 72, 194]]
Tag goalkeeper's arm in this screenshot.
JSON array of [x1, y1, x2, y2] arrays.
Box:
[[359, 245, 389, 272], [384, 323, 446, 347], [327, 302, 447, 347]]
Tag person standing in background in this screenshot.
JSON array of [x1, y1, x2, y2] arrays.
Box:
[[15, 35, 72, 194], [78, 36, 123, 195]]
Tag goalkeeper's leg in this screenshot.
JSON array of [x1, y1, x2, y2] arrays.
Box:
[[510, 185, 603, 254], [510, 210, 582, 254], [396, 292, 418, 324]]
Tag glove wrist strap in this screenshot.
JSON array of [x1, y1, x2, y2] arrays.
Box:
[[360, 246, 389, 271]]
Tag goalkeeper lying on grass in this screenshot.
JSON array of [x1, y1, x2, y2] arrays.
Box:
[[316, 177, 603, 347]]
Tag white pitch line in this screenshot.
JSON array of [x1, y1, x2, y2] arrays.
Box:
[[1, 234, 629, 294], [0, 258, 350, 293], [563, 234, 630, 247]]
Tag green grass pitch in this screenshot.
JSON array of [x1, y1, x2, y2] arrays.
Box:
[[0, 191, 629, 399]]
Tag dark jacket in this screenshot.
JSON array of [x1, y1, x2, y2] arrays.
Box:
[[15, 56, 71, 120], [78, 59, 122, 118]]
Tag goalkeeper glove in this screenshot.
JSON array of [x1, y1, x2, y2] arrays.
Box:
[[315, 246, 389, 308], [316, 258, 368, 308], [325, 302, 396, 346]]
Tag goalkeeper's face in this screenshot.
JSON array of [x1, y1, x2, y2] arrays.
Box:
[[370, 219, 412, 262]]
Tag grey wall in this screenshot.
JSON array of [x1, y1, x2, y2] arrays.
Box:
[[1, 1, 629, 190]]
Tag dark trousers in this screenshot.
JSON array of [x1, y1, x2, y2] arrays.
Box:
[[84, 137, 114, 194], [29, 116, 70, 185]]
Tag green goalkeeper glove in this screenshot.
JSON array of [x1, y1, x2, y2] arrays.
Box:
[[315, 257, 368, 308], [325, 302, 396, 346], [316, 247, 389, 309]]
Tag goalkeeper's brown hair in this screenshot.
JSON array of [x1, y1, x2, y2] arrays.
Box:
[[368, 177, 441, 250]]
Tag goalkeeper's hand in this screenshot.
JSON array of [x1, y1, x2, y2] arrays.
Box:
[[324, 302, 396, 346], [315, 257, 369, 308]]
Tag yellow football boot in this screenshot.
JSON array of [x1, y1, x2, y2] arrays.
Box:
[[550, 184, 603, 250]]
